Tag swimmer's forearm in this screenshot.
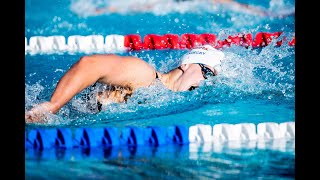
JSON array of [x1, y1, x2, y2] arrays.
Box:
[[216, 0, 267, 16], [49, 56, 110, 113]]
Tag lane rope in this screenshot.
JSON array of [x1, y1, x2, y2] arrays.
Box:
[[25, 121, 295, 150], [25, 32, 295, 55]]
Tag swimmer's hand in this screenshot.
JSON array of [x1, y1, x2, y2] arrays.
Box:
[[25, 111, 46, 124], [25, 102, 54, 123]]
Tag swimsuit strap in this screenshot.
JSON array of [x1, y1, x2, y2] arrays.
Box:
[[177, 66, 184, 73]]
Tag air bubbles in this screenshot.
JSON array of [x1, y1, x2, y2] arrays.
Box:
[[264, 24, 270, 30], [52, 16, 62, 23], [29, 73, 37, 77], [54, 69, 64, 73]]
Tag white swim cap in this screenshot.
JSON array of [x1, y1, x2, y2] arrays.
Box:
[[180, 44, 225, 74]]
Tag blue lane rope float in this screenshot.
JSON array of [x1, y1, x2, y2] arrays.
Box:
[[146, 126, 167, 146], [167, 125, 189, 145], [120, 126, 146, 146], [27, 128, 73, 150]]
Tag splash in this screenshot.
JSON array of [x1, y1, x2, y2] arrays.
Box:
[[69, 0, 293, 18], [25, 82, 73, 126], [25, 82, 44, 109], [269, 0, 295, 17], [70, 0, 209, 17], [25, 36, 295, 126], [217, 38, 294, 99]]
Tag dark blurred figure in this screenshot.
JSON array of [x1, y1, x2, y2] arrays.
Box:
[[90, 0, 293, 18]]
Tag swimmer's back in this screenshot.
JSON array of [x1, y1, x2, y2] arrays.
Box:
[[87, 54, 156, 90]]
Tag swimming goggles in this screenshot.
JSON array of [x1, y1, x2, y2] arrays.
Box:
[[188, 64, 216, 91], [198, 63, 215, 79]]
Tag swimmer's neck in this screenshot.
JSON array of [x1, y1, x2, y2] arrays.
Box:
[[157, 68, 183, 91]]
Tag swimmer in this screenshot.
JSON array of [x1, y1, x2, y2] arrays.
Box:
[[215, 0, 294, 18], [25, 45, 225, 123], [89, 0, 293, 18]]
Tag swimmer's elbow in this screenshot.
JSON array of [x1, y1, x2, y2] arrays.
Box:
[[77, 55, 94, 65], [77, 55, 112, 69], [78, 55, 101, 63], [78, 54, 119, 79]]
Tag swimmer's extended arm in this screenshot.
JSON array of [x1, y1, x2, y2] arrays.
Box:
[[25, 55, 117, 123], [94, 0, 164, 15], [215, 0, 268, 16]]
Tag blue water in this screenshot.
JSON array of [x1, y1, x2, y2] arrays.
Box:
[[25, 0, 295, 179]]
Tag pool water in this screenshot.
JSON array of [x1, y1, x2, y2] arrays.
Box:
[[25, 0, 295, 179]]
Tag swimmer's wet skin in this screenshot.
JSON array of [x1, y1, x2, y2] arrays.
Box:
[[25, 45, 224, 123], [188, 63, 216, 91]]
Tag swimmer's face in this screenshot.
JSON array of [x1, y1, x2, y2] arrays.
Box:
[[176, 63, 216, 91]]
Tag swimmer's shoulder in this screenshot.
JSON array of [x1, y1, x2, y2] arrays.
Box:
[[121, 56, 154, 68], [84, 53, 121, 61], [87, 53, 144, 61], [86, 53, 155, 74], [85, 54, 139, 64]]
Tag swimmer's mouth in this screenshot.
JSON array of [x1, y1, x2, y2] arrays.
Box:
[[189, 86, 198, 91]]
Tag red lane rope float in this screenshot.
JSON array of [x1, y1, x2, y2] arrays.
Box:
[[215, 33, 253, 48], [180, 33, 217, 49], [288, 36, 295, 46], [143, 34, 170, 50], [164, 34, 180, 49], [124, 34, 143, 51], [252, 32, 283, 48], [124, 32, 294, 51]]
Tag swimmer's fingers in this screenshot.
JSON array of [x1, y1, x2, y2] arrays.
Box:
[[25, 110, 46, 124], [25, 112, 33, 123], [25, 111, 38, 123]]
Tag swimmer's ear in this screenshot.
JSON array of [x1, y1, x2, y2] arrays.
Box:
[[180, 64, 189, 70]]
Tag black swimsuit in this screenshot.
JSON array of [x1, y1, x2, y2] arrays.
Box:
[[93, 71, 160, 113]]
